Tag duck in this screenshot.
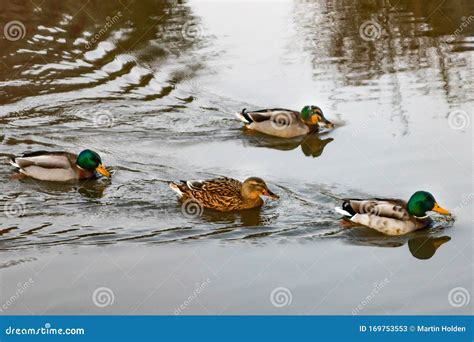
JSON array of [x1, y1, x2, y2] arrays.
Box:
[[335, 191, 450, 236], [235, 105, 334, 138], [9, 149, 111, 182], [169, 177, 279, 212]]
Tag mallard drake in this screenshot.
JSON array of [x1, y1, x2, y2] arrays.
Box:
[[235, 105, 334, 138], [169, 177, 279, 212], [9, 149, 111, 182], [335, 191, 450, 236]]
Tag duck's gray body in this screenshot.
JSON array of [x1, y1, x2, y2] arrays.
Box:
[[10, 151, 93, 182], [235, 108, 312, 138], [336, 198, 432, 236]]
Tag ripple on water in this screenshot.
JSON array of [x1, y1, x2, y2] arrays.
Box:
[[0, 0, 469, 253]]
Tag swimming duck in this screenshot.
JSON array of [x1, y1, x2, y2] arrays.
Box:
[[9, 149, 111, 182], [169, 177, 279, 212], [335, 191, 450, 236], [235, 105, 334, 138]]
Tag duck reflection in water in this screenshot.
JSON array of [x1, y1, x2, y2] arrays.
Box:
[[408, 235, 451, 260], [339, 228, 451, 260], [15, 176, 111, 199], [199, 207, 267, 227], [241, 130, 334, 158]]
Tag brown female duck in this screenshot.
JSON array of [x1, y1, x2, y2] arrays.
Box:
[[169, 177, 279, 212]]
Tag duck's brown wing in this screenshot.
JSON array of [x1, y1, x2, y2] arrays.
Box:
[[185, 177, 241, 193], [173, 177, 244, 210]]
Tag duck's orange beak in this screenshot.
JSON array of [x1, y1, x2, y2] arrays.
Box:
[[262, 188, 279, 200], [432, 203, 450, 215], [312, 115, 334, 129], [95, 164, 111, 178]]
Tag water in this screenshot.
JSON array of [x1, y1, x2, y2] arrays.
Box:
[[0, 0, 472, 315]]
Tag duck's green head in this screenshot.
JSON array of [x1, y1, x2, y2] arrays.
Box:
[[76, 149, 110, 177], [300, 105, 334, 129], [407, 191, 450, 217]]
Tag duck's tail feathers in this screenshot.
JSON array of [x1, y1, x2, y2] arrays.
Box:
[[335, 207, 352, 217], [169, 182, 184, 197], [335, 200, 358, 217], [9, 157, 20, 169], [235, 108, 253, 124]]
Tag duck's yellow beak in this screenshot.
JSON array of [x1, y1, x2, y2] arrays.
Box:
[[432, 203, 450, 215], [95, 164, 111, 177]]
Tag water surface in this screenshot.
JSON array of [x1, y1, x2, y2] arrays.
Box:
[[0, 0, 472, 314]]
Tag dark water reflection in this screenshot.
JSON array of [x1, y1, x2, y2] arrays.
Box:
[[336, 222, 454, 260], [408, 235, 451, 260], [242, 130, 334, 158]]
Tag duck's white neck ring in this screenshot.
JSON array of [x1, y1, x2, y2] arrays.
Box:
[[414, 215, 429, 219]]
